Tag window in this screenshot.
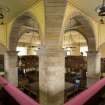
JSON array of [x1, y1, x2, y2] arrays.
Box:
[[80, 46, 88, 56], [16, 47, 27, 56]]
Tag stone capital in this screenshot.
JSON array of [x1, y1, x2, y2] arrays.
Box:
[[87, 50, 98, 54], [38, 46, 65, 56], [6, 50, 18, 56], [87, 50, 101, 57]]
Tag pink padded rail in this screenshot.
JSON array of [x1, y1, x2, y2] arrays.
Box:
[[0, 76, 105, 105], [65, 78, 105, 105], [0, 76, 39, 105]]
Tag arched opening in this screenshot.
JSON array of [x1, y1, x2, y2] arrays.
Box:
[[63, 14, 96, 102], [64, 31, 88, 103], [8, 12, 41, 102], [63, 30, 88, 56], [9, 12, 40, 51], [16, 30, 40, 56]]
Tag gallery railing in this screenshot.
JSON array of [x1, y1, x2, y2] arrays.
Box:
[[0, 76, 39, 105], [0, 76, 105, 105], [64, 77, 105, 105]]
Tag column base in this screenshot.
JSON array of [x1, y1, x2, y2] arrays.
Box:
[[40, 90, 64, 105]]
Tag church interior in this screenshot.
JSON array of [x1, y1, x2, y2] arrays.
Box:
[[0, 0, 105, 105]]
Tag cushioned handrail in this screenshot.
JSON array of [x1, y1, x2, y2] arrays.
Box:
[[0, 76, 39, 105], [0, 76, 105, 105]]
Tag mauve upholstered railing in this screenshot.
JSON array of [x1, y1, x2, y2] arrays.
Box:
[[0, 76, 105, 105], [0, 76, 39, 105], [64, 78, 105, 105]]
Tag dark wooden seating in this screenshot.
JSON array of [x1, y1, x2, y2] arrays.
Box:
[[64, 78, 105, 105], [0, 76, 39, 105]]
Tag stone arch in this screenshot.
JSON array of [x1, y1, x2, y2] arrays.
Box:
[[9, 12, 41, 51], [64, 14, 100, 83], [64, 14, 96, 52]]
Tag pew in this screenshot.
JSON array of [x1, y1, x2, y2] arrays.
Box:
[[64, 78, 105, 105]]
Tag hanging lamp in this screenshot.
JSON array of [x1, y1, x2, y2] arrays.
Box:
[[96, 0, 105, 24]]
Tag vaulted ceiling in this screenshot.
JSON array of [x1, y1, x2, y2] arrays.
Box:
[[18, 32, 40, 47], [0, 0, 39, 22], [69, 0, 102, 22], [1, 0, 99, 50], [0, 0, 102, 23]]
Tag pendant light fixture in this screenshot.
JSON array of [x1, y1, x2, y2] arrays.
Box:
[[96, 0, 105, 24], [0, 5, 9, 25], [63, 14, 77, 55]]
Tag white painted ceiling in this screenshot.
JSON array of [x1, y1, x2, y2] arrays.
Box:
[[0, 0, 39, 22], [69, 0, 103, 22], [18, 32, 40, 47], [63, 31, 87, 48], [65, 31, 86, 43]]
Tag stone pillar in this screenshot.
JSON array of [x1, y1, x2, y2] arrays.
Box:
[[38, 47, 65, 105], [4, 51, 18, 86], [87, 51, 101, 87]]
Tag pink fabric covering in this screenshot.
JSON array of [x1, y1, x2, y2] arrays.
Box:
[[65, 78, 105, 105], [0, 76, 39, 105], [0, 76, 105, 105]]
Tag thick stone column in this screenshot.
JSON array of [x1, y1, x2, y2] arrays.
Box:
[[38, 47, 65, 105], [87, 51, 101, 87], [39, 0, 66, 104], [4, 51, 18, 86]]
